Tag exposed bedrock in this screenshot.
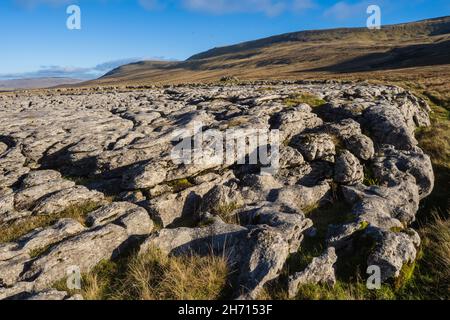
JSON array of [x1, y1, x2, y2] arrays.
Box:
[[0, 81, 434, 299]]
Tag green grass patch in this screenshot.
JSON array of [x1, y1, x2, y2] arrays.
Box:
[[283, 92, 327, 108], [363, 165, 380, 186], [165, 178, 194, 193]]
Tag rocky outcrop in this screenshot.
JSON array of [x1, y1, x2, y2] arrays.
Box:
[[0, 81, 434, 300]]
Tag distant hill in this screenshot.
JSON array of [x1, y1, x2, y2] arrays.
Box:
[[0, 77, 83, 90], [83, 16, 450, 86]]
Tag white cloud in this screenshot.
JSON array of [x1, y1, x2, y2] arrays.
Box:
[[323, 1, 371, 20]]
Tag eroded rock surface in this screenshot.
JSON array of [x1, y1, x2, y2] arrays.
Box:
[[0, 81, 434, 299]]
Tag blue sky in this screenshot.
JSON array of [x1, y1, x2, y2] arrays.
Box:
[[1, 0, 449, 80]]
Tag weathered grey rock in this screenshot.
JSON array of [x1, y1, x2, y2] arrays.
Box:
[[367, 229, 420, 281], [0, 142, 8, 154], [334, 150, 364, 185], [11, 218, 86, 255], [278, 145, 305, 168], [118, 206, 154, 236], [238, 202, 312, 253], [235, 225, 291, 300], [373, 146, 434, 199], [145, 179, 222, 227], [121, 161, 168, 190], [342, 179, 419, 226], [288, 247, 337, 298], [33, 186, 105, 215], [242, 174, 283, 191], [25, 289, 68, 300], [291, 133, 335, 162], [0, 193, 14, 215], [201, 183, 245, 216], [117, 190, 146, 203], [0, 252, 29, 287], [86, 202, 153, 236], [20, 223, 129, 291], [14, 179, 75, 211], [325, 119, 361, 138], [362, 104, 418, 150], [139, 218, 292, 300], [0, 282, 35, 300], [0, 147, 30, 187], [345, 134, 375, 161], [139, 218, 247, 255], [273, 182, 330, 212], [0, 82, 435, 298], [0, 210, 33, 225], [272, 104, 323, 141], [0, 167, 30, 188], [21, 170, 62, 188]]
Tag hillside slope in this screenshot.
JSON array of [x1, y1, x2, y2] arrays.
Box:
[[86, 16, 450, 86]]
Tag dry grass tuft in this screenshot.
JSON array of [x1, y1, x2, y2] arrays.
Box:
[[115, 247, 229, 300], [79, 246, 230, 300], [417, 214, 450, 295], [214, 203, 241, 225]]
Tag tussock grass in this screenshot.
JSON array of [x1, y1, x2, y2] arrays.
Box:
[[213, 203, 241, 225], [0, 201, 101, 244], [113, 247, 229, 300], [416, 111, 450, 169], [60, 247, 230, 300], [398, 214, 450, 299]]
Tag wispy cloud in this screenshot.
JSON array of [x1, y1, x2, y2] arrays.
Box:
[[0, 57, 173, 80], [182, 0, 286, 16], [15, 0, 317, 16], [323, 1, 372, 21]]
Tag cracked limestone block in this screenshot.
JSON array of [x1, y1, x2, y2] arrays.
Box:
[[373, 146, 434, 199], [14, 179, 76, 211], [238, 202, 313, 253], [367, 228, 420, 282], [273, 181, 331, 212], [21, 170, 63, 188], [201, 182, 246, 216], [288, 247, 337, 298], [334, 150, 364, 185], [86, 202, 153, 236], [20, 223, 129, 291], [32, 186, 106, 215], [290, 133, 336, 162]]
